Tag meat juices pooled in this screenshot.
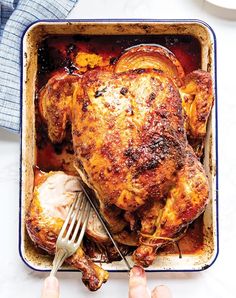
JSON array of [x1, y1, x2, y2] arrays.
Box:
[[28, 44, 214, 289]]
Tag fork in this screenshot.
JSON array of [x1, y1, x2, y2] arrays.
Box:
[[50, 192, 91, 276]]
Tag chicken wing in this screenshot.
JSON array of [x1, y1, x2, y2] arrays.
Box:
[[180, 70, 214, 157], [39, 72, 80, 143]]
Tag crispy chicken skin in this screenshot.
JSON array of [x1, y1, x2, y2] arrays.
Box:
[[26, 170, 109, 291], [133, 145, 209, 266], [180, 70, 214, 156], [36, 45, 213, 272], [114, 45, 214, 158], [180, 70, 213, 139], [39, 72, 80, 143], [73, 69, 186, 212]]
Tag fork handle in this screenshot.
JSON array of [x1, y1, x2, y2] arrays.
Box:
[[50, 248, 68, 277]]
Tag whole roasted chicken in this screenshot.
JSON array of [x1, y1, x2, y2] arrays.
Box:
[[27, 45, 213, 290]]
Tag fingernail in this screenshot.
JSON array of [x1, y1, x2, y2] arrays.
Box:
[[44, 276, 59, 290], [130, 266, 145, 277]]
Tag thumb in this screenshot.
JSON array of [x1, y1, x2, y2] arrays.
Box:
[[41, 276, 60, 298], [151, 285, 172, 298], [129, 266, 150, 298]]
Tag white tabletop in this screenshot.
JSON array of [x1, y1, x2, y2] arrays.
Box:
[[1, 0, 236, 297]]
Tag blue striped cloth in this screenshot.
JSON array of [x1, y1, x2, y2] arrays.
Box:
[[0, 0, 78, 132]]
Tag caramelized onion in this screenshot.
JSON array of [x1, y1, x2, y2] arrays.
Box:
[[115, 45, 185, 86]]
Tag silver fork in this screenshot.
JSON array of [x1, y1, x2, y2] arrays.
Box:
[[50, 192, 91, 276]]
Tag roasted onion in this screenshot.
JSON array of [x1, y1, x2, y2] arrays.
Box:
[[115, 45, 185, 86]]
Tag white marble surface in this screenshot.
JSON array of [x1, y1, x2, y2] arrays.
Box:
[[1, 0, 236, 297]]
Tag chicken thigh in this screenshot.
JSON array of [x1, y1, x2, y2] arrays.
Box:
[[26, 169, 109, 291]]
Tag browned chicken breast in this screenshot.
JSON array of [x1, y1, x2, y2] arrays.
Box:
[[31, 44, 214, 286], [72, 68, 186, 212], [114, 45, 214, 158]]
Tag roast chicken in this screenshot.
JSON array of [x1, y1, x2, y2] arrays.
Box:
[[27, 44, 214, 290]]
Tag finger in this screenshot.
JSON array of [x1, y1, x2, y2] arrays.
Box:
[[151, 285, 172, 298], [41, 276, 60, 298], [129, 266, 150, 298]]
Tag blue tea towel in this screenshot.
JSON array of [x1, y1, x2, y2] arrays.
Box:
[[0, 0, 78, 132]]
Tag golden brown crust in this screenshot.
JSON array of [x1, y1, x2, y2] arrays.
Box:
[[133, 145, 209, 267], [39, 72, 81, 143], [66, 251, 109, 291], [72, 69, 186, 212], [180, 70, 214, 156]]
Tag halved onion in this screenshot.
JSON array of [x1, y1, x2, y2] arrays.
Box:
[[115, 45, 185, 86]]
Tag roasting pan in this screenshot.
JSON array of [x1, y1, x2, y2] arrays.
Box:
[[19, 19, 218, 272]]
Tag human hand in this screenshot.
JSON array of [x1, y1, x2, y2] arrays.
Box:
[[129, 266, 172, 298], [40, 266, 171, 298], [41, 276, 60, 298]]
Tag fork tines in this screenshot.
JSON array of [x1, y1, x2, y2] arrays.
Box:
[[50, 192, 91, 276]]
